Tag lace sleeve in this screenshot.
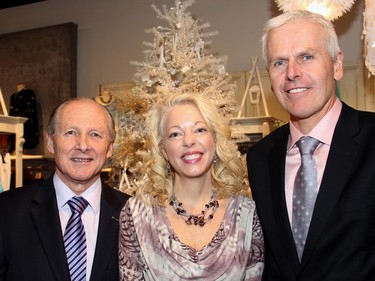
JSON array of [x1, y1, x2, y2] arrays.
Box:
[[119, 201, 145, 281], [245, 207, 264, 280]]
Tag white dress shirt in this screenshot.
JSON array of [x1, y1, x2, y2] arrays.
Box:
[[54, 174, 101, 281]]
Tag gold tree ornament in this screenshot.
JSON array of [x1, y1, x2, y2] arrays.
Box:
[[106, 89, 150, 194], [275, 0, 355, 21]]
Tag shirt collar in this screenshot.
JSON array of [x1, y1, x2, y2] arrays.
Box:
[[54, 173, 101, 214], [288, 98, 342, 151]]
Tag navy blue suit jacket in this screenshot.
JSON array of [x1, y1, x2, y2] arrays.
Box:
[[0, 175, 130, 281], [247, 103, 375, 280]]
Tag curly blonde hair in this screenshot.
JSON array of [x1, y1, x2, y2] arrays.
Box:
[[136, 93, 247, 206]]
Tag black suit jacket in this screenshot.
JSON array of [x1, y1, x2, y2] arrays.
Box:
[[0, 175, 130, 281], [247, 103, 375, 281]]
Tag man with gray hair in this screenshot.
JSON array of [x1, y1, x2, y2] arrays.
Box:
[[247, 10, 375, 281]]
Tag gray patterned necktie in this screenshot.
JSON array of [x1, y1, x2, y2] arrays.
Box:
[[292, 136, 320, 261]]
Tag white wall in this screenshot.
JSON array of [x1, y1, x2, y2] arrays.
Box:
[[0, 0, 365, 97]]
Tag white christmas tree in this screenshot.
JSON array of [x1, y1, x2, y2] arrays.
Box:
[[132, 0, 236, 115], [114, 0, 237, 194]]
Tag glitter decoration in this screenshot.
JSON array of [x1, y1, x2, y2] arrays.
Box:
[[275, 0, 355, 21], [102, 88, 150, 195], [363, 0, 375, 77]]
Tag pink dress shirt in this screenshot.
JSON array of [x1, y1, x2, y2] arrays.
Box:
[[285, 98, 342, 223]]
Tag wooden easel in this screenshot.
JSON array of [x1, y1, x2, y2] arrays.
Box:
[[237, 56, 269, 118]]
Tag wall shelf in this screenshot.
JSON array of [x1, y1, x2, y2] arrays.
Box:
[[0, 115, 27, 187]]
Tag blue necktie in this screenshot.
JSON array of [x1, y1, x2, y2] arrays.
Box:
[[292, 136, 320, 261], [64, 196, 89, 281]]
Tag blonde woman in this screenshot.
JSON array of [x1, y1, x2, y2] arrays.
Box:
[[119, 93, 264, 280]]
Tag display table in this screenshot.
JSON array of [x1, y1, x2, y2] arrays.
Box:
[[230, 116, 284, 153], [230, 116, 282, 137], [0, 115, 27, 187]]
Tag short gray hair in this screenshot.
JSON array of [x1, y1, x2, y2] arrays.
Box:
[[47, 97, 116, 142], [261, 10, 341, 63]]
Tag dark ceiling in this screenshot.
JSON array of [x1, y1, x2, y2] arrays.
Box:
[[0, 0, 46, 10]]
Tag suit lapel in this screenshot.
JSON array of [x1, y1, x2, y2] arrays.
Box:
[[269, 130, 302, 273], [90, 184, 123, 281], [30, 177, 70, 281], [301, 104, 359, 267]]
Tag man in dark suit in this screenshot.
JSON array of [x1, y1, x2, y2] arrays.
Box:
[[0, 97, 130, 281], [247, 10, 375, 281]]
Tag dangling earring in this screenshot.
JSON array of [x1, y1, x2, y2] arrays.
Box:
[[166, 162, 171, 173], [212, 154, 218, 164]]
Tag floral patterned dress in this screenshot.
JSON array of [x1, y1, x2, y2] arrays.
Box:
[[119, 195, 264, 280]]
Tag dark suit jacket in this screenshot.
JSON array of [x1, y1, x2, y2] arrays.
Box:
[[247, 103, 375, 281], [0, 175, 130, 281]]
